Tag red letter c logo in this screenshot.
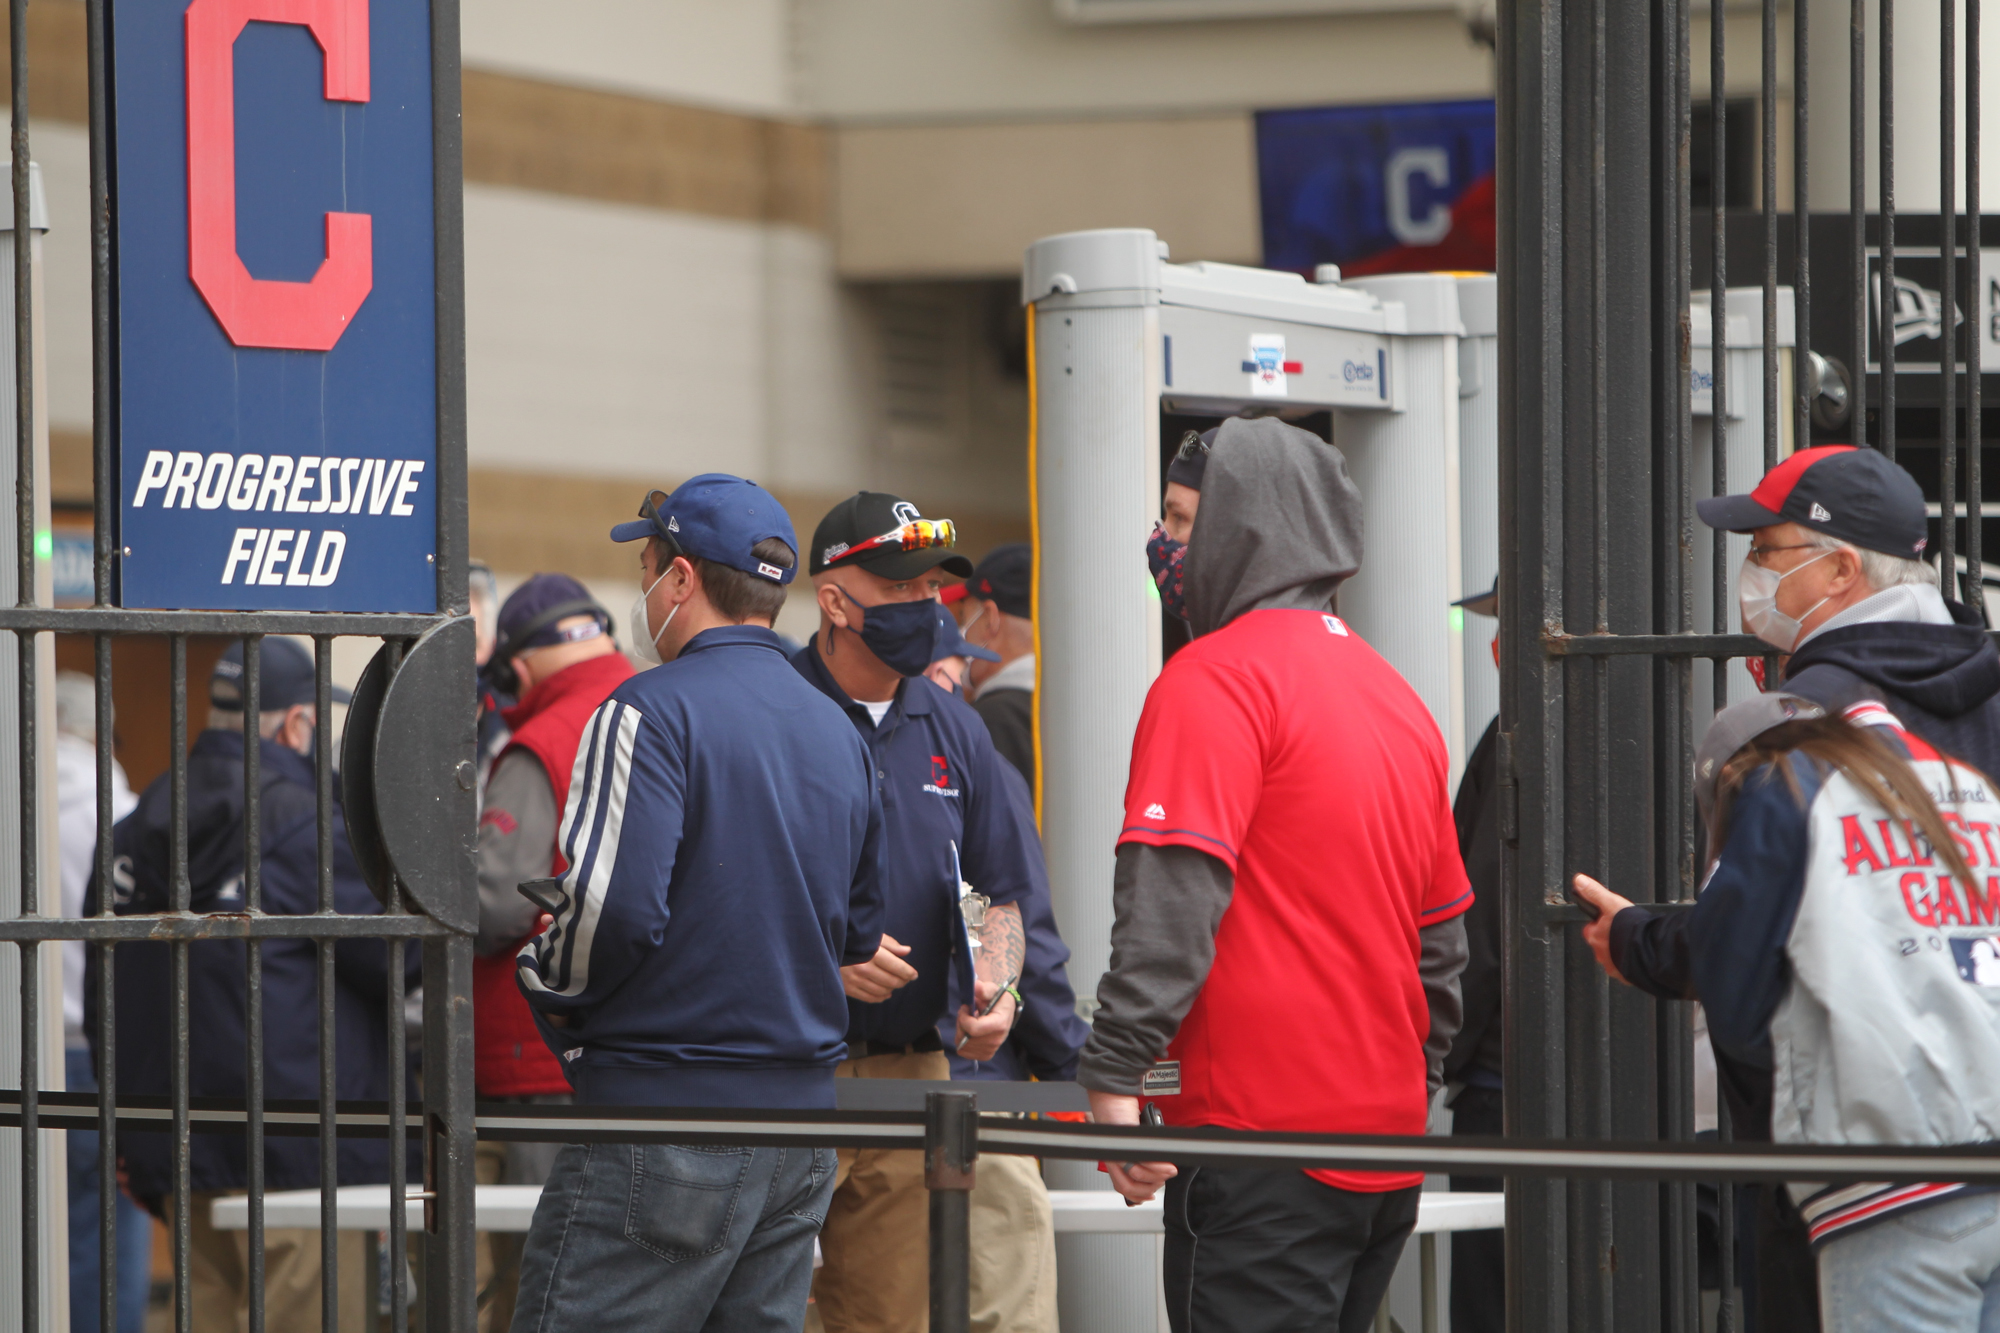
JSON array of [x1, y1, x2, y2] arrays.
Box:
[[185, 0, 372, 352]]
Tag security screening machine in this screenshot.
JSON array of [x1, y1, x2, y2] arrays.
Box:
[[1023, 228, 1493, 1332]]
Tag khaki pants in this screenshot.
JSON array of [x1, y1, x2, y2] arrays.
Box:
[[808, 1053, 1060, 1333], [474, 1139, 523, 1333], [968, 1138, 1058, 1333], [183, 1190, 367, 1333]]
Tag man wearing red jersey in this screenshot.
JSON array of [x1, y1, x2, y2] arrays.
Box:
[[470, 574, 633, 1333], [1080, 416, 1471, 1333]]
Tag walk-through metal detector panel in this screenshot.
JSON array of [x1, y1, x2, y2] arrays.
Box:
[[1024, 228, 1494, 1331]]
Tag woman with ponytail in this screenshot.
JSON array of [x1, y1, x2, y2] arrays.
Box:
[[1576, 697, 2000, 1330]]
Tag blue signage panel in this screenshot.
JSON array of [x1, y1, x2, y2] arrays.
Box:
[[1256, 100, 1496, 277], [113, 0, 437, 611]]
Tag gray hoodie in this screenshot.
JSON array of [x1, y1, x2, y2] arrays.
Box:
[[1078, 417, 1468, 1102]]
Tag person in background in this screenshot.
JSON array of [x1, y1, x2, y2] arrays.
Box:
[[100, 639, 414, 1333], [925, 600, 998, 697], [935, 753, 1089, 1333], [470, 575, 631, 1333], [511, 476, 883, 1333], [956, 544, 1037, 794], [1441, 587, 1505, 1333], [1084, 418, 1470, 1332], [55, 671, 147, 1333], [1160, 427, 1210, 545], [470, 560, 510, 796], [793, 491, 1041, 1333]]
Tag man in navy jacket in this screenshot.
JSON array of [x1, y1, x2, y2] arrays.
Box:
[[794, 490, 1050, 1333], [511, 475, 884, 1333], [101, 636, 414, 1333]]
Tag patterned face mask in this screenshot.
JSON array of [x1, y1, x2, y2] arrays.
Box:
[[1147, 523, 1188, 623]]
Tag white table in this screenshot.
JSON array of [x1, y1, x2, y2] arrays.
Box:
[[215, 1184, 1502, 1333]]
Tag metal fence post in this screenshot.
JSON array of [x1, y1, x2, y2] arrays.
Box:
[[924, 1090, 978, 1333]]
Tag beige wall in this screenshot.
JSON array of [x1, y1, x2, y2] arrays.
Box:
[[835, 115, 1260, 278]]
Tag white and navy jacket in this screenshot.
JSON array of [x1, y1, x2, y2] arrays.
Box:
[[1641, 702, 2000, 1248]]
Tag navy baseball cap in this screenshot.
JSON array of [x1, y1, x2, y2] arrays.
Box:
[[966, 543, 1031, 620], [211, 637, 352, 712], [931, 603, 1000, 665], [609, 474, 799, 585], [496, 574, 609, 657], [1695, 445, 1929, 559]]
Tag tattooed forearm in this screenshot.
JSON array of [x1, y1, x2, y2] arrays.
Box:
[[977, 901, 1026, 990]]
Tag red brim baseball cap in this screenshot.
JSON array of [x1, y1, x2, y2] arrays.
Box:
[[1695, 444, 1929, 560]]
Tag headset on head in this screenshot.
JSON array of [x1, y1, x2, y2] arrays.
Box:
[[481, 597, 613, 699]]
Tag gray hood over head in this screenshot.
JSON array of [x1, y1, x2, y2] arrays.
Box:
[[1182, 416, 1365, 638]]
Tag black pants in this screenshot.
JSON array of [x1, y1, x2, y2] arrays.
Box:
[[1447, 1085, 1505, 1333], [1164, 1165, 1420, 1333]]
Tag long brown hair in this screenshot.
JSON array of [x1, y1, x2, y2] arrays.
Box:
[[1712, 715, 1982, 892]]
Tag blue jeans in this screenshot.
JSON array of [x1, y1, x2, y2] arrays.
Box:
[[66, 1048, 154, 1333], [1817, 1191, 2000, 1332], [510, 1143, 837, 1333]]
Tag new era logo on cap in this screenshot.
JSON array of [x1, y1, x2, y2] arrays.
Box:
[[1810, 502, 1832, 522]]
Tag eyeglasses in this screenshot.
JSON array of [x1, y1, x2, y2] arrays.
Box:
[[1175, 430, 1210, 463], [826, 518, 958, 566], [637, 490, 687, 556], [1747, 541, 1818, 567]]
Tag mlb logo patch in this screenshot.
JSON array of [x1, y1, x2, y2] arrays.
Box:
[[1323, 615, 1348, 636]]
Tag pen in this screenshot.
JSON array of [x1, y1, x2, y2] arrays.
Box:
[[956, 972, 1019, 1051]]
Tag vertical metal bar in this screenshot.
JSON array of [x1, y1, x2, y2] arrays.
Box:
[[432, 0, 467, 621], [1795, 0, 1813, 447], [1854, 0, 1871, 436], [171, 635, 192, 1333], [94, 633, 117, 1333], [1881, 0, 1898, 458], [924, 1091, 976, 1333], [1971, 0, 1985, 617], [10, 0, 41, 1315], [242, 635, 265, 1333], [85, 0, 110, 613], [315, 637, 336, 1333], [1944, 0, 1959, 592], [1763, 0, 1779, 467], [386, 919, 407, 1333]]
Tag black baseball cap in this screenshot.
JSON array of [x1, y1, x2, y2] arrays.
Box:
[[496, 574, 610, 658], [965, 543, 1031, 619], [1695, 445, 1929, 559], [211, 637, 352, 712], [608, 474, 798, 585], [1167, 427, 1218, 492], [810, 492, 972, 580]]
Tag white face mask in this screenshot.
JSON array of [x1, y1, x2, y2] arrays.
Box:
[[629, 568, 680, 666], [1738, 549, 1834, 654]]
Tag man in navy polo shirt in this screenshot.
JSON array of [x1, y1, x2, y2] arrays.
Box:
[[510, 474, 885, 1333], [793, 491, 1041, 1333]]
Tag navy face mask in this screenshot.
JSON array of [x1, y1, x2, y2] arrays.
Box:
[[838, 588, 941, 677], [1147, 523, 1189, 622]]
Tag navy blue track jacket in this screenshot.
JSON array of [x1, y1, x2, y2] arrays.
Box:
[[793, 638, 1037, 1049], [93, 729, 419, 1209], [518, 626, 885, 1109], [940, 759, 1088, 1081]]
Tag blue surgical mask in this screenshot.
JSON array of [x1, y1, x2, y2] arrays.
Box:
[[837, 588, 941, 677], [1147, 523, 1188, 622]]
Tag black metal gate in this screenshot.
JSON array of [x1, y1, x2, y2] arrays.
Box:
[[1498, 0, 1990, 1321], [0, 0, 477, 1327]]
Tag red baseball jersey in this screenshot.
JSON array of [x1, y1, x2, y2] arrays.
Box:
[[1119, 609, 1471, 1191]]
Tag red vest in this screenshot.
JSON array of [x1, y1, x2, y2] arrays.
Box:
[[473, 651, 635, 1097]]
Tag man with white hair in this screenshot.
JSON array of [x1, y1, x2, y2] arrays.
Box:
[[1698, 443, 2000, 776]]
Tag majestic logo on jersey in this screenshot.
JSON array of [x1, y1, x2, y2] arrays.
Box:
[[923, 754, 960, 798], [1144, 803, 1167, 820], [1323, 615, 1348, 636]]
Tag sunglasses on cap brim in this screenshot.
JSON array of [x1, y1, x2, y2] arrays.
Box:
[[1175, 430, 1210, 463], [826, 518, 958, 566]]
